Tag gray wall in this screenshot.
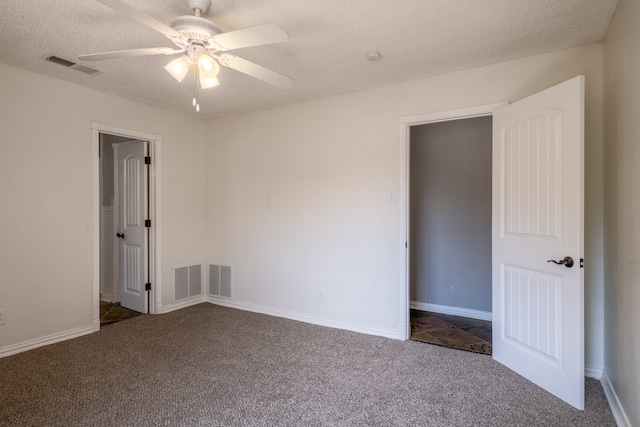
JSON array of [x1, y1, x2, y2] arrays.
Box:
[[410, 116, 492, 312]]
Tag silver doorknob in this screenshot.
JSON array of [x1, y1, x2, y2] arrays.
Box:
[[547, 256, 574, 268]]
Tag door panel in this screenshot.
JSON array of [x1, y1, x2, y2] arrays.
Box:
[[503, 112, 561, 239], [502, 265, 562, 362], [115, 140, 148, 313], [493, 76, 584, 409]]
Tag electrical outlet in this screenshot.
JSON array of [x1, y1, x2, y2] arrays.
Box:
[[0, 308, 5, 326]]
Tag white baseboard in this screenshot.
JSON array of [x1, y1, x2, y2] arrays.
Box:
[[205, 296, 399, 339], [411, 301, 492, 321], [585, 365, 603, 379], [0, 324, 96, 359], [100, 294, 116, 303], [601, 372, 632, 427], [162, 295, 206, 314]]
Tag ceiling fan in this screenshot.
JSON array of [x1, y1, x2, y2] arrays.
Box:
[[79, 0, 295, 111]]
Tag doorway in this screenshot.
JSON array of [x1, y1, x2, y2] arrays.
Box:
[[399, 77, 585, 410], [408, 115, 493, 354], [91, 122, 162, 328], [397, 102, 504, 341], [100, 135, 152, 324]]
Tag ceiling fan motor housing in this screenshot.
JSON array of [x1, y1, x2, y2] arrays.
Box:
[[171, 16, 222, 42]]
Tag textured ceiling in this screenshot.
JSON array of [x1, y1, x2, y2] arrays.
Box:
[[0, 0, 618, 119]]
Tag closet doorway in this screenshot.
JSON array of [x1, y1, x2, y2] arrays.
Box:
[[409, 115, 493, 354], [399, 78, 586, 409], [91, 123, 162, 328]]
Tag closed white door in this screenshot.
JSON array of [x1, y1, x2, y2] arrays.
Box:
[[492, 76, 584, 409], [114, 140, 148, 313]]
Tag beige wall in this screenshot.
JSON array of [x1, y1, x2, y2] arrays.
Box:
[[603, 0, 640, 424], [206, 44, 605, 369], [0, 63, 207, 349]]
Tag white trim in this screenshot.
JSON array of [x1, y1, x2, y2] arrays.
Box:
[[584, 365, 603, 379], [0, 324, 96, 358], [398, 102, 508, 340], [400, 103, 509, 126], [398, 120, 409, 339], [410, 301, 492, 321], [92, 128, 101, 328], [100, 294, 116, 303], [584, 365, 604, 380], [601, 372, 632, 427], [91, 122, 162, 319], [206, 297, 399, 339], [149, 138, 162, 314], [162, 295, 206, 314]]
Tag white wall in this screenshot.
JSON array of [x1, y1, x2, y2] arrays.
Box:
[[206, 44, 605, 368], [0, 63, 207, 351], [603, 0, 640, 424], [0, 42, 607, 377]]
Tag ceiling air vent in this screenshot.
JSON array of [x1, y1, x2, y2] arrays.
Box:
[[45, 55, 102, 75]]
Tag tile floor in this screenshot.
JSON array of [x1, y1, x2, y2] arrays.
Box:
[[410, 309, 492, 355], [100, 300, 142, 327]]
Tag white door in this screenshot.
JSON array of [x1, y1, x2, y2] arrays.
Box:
[[492, 76, 584, 409], [114, 140, 148, 313]]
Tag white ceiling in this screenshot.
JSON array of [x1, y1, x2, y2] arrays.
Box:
[[0, 0, 618, 120]]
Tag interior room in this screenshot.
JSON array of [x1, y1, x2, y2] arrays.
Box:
[[0, 0, 638, 425]]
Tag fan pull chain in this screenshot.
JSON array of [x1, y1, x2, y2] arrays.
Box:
[[194, 67, 201, 112]]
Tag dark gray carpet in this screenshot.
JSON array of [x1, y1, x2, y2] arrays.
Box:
[[0, 303, 615, 426]]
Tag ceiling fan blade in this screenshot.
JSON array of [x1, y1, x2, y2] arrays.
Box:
[[208, 24, 289, 51], [78, 47, 182, 61], [217, 53, 294, 89], [96, 0, 182, 38]]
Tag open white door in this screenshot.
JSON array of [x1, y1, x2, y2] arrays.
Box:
[[114, 140, 148, 314], [492, 76, 584, 409]]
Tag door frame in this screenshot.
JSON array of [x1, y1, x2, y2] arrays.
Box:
[[397, 102, 507, 339], [92, 122, 163, 327]]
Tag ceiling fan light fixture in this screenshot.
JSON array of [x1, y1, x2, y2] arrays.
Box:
[[197, 53, 219, 76], [80, 0, 294, 113], [199, 74, 220, 89], [164, 55, 191, 82]]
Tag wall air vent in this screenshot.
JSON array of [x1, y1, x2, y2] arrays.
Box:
[[174, 264, 202, 301], [45, 55, 102, 75], [209, 264, 231, 298]]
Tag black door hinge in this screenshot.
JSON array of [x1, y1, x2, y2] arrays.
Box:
[[145, 219, 151, 228], [145, 283, 151, 291], [144, 156, 151, 165], [580, 258, 584, 268]]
